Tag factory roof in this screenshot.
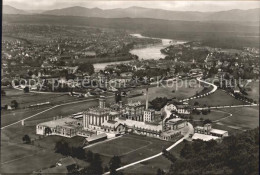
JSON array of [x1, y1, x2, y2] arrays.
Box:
[[86, 133, 107, 143], [210, 129, 228, 135], [192, 133, 219, 141], [37, 117, 79, 129], [116, 118, 162, 131]]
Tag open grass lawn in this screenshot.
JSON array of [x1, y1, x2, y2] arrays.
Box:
[[1, 107, 50, 127], [1, 145, 63, 174], [1, 124, 63, 173], [189, 90, 246, 106], [87, 134, 172, 167], [88, 136, 152, 157], [2, 125, 38, 143], [34, 136, 85, 150], [216, 107, 259, 130], [1, 124, 88, 173], [121, 156, 171, 175], [191, 110, 230, 121], [2, 88, 79, 108], [129, 79, 203, 103], [1, 144, 40, 163]]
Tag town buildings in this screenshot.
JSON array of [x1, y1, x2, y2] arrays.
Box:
[[192, 124, 228, 141]]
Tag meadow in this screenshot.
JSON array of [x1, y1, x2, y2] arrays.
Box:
[[129, 79, 203, 103], [189, 90, 246, 107], [87, 134, 172, 167]]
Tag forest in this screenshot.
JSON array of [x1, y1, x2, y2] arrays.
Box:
[[167, 128, 259, 175]]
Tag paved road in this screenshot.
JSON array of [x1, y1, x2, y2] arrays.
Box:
[[195, 103, 258, 110], [103, 123, 194, 175], [181, 77, 218, 102], [1, 96, 113, 130]]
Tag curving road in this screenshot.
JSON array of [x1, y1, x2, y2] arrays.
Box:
[[181, 77, 218, 102]]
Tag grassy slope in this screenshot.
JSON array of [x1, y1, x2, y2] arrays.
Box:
[[189, 90, 246, 106]]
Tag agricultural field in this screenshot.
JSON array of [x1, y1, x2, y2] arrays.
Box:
[[2, 88, 85, 108], [189, 90, 246, 107], [121, 142, 185, 175], [191, 110, 230, 121], [87, 134, 172, 167], [1, 124, 63, 173], [129, 79, 203, 103], [215, 106, 259, 130]]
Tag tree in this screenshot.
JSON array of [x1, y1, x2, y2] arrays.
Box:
[[168, 128, 259, 175], [78, 63, 94, 75], [55, 140, 70, 156], [1, 89, 6, 96], [71, 147, 86, 159], [194, 101, 199, 106], [28, 70, 33, 77], [201, 109, 208, 115], [109, 156, 121, 175], [85, 150, 94, 162], [115, 91, 122, 103], [180, 142, 193, 158], [203, 119, 212, 125], [22, 135, 31, 144], [24, 86, 30, 93], [162, 149, 177, 163], [11, 100, 19, 109], [87, 153, 103, 175], [157, 168, 165, 175], [150, 97, 169, 111]]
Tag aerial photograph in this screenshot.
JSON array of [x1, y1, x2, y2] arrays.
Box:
[[1, 0, 259, 174]]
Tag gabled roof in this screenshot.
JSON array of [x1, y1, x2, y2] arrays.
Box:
[[37, 166, 68, 174], [86, 133, 107, 142]]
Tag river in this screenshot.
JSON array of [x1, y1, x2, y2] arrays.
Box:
[[94, 34, 185, 71]]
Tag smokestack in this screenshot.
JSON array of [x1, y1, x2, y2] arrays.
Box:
[[99, 96, 105, 109], [119, 101, 123, 109], [145, 87, 149, 110]]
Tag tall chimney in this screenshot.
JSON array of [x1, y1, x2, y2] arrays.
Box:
[[145, 87, 149, 110], [119, 101, 123, 109], [99, 96, 105, 109]]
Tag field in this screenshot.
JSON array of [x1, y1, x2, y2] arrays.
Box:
[[87, 134, 172, 167], [121, 142, 184, 175], [129, 79, 203, 103], [215, 106, 259, 130], [1, 123, 63, 173], [2, 88, 85, 108], [189, 90, 246, 106], [191, 110, 230, 121]]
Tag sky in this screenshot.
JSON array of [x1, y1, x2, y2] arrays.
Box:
[[3, 0, 260, 12]]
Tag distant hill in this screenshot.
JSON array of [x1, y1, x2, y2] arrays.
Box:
[[3, 5, 27, 14], [41, 6, 260, 22], [3, 14, 259, 49], [3, 5, 259, 22]]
